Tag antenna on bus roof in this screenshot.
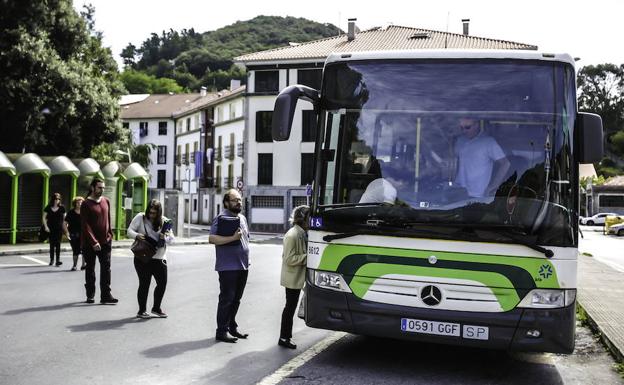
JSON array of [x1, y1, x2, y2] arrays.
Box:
[[445, 11, 450, 49]]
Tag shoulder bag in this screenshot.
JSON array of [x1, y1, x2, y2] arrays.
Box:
[[131, 216, 157, 263]]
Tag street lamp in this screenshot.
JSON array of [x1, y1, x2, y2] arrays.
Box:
[[22, 107, 51, 153], [115, 149, 132, 163]]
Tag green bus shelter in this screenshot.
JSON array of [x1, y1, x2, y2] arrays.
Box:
[[121, 162, 149, 237], [12, 153, 51, 243], [47, 156, 79, 209], [102, 161, 126, 240], [0, 151, 16, 244]]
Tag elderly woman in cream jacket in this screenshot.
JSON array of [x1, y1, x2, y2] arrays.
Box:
[[278, 205, 310, 349]]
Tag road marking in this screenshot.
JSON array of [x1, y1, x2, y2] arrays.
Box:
[[256, 332, 346, 385], [19, 255, 48, 265], [0, 264, 47, 268]]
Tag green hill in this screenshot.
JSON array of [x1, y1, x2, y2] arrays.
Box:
[[121, 15, 341, 92]]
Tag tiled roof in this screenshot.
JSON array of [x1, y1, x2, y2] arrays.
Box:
[[120, 94, 205, 119], [234, 25, 537, 63], [172, 86, 246, 118]]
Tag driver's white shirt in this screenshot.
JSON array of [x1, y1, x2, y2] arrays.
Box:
[[455, 132, 505, 198], [359, 178, 397, 204]]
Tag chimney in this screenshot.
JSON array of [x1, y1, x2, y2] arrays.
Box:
[[229, 79, 241, 91], [347, 18, 357, 41], [200, 86, 207, 97], [462, 19, 470, 36]]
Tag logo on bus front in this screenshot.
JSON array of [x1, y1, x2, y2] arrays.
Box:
[[538, 264, 553, 279]]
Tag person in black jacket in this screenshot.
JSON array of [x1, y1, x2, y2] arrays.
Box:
[[42, 192, 69, 267], [65, 196, 84, 271]]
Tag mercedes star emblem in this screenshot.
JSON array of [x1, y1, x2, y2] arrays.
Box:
[[428, 255, 437, 265], [421, 285, 442, 306]]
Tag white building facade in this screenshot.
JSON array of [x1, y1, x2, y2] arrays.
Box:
[[121, 94, 204, 189], [173, 85, 245, 224]]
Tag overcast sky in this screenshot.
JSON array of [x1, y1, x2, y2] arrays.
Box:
[[74, 0, 624, 69]]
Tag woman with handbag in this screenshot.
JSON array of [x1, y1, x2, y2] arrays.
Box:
[[42, 192, 69, 266], [127, 199, 174, 319], [278, 205, 310, 349]]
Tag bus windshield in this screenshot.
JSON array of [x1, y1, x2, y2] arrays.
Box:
[[317, 59, 577, 246]]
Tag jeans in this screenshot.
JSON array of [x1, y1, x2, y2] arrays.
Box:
[[83, 242, 112, 300], [280, 288, 301, 339], [216, 270, 248, 335], [49, 240, 61, 263], [134, 258, 168, 313]]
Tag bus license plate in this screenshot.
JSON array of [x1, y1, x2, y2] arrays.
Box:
[[401, 318, 460, 337]]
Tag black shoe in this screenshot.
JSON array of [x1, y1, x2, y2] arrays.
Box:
[[49, 260, 53, 266], [229, 329, 249, 339], [215, 333, 238, 343], [278, 338, 297, 349], [100, 297, 119, 304], [55, 261, 62, 267], [136, 311, 150, 319], [80, 264, 86, 270], [151, 308, 168, 318], [85, 298, 95, 304], [71, 266, 77, 271]]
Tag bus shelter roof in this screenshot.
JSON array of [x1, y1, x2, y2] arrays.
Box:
[[48, 156, 80, 177], [13, 153, 50, 176], [102, 161, 124, 178], [0, 151, 16, 176], [122, 162, 149, 180], [77, 158, 102, 177]]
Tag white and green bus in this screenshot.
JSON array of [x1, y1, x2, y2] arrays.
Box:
[[272, 50, 603, 353]]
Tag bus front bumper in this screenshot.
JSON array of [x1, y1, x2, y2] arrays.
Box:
[[304, 284, 575, 353]]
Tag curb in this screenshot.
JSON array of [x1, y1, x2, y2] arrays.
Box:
[[577, 302, 624, 363], [0, 240, 211, 257]]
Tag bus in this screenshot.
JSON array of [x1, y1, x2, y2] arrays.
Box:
[[272, 50, 603, 353]]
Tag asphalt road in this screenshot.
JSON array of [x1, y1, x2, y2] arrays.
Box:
[[579, 225, 624, 272], [1, 242, 622, 385]]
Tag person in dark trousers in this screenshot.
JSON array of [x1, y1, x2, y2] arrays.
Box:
[[81, 178, 118, 304], [209, 189, 250, 343], [65, 196, 85, 271], [127, 199, 174, 319], [42, 192, 69, 267], [278, 205, 310, 349]]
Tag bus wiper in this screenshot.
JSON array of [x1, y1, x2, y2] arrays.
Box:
[[322, 220, 455, 242], [461, 225, 554, 258]]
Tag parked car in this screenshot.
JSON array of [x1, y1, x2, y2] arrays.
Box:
[[607, 222, 624, 236], [580, 213, 617, 226]]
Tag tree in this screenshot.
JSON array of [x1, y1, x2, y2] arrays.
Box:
[[120, 69, 183, 94], [91, 142, 155, 169], [577, 64, 624, 134], [0, 1, 126, 157]]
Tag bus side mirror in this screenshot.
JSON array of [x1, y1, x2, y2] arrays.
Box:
[[576, 112, 603, 163], [272, 85, 319, 141]]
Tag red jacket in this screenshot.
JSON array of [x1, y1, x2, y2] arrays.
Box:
[[81, 197, 113, 249]]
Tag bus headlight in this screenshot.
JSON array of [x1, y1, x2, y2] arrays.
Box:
[[518, 289, 576, 308], [313, 271, 352, 293]]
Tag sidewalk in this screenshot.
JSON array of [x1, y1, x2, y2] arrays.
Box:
[[0, 236, 210, 257], [578, 254, 624, 362]]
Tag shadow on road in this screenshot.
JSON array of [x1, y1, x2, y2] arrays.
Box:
[[141, 338, 217, 358], [3, 302, 86, 315], [278, 335, 564, 385], [21, 269, 73, 275], [67, 317, 149, 332]]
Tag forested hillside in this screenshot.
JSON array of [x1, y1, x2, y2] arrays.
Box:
[[120, 16, 341, 92]]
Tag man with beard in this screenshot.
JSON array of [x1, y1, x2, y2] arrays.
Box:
[[209, 189, 250, 343], [81, 178, 118, 304]]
